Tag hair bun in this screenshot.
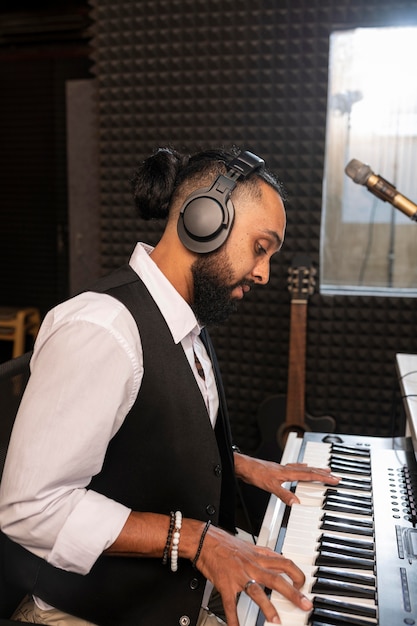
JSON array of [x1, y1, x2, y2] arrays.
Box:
[[131, 147, 189, 220]]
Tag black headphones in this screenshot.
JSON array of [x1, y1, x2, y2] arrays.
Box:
[[177, 150, 265, 253]]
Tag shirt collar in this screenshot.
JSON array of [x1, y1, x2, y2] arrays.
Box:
[[129, 242, 201, 344]]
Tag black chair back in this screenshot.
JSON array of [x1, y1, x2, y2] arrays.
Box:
[[0, 352, 32, 619], [0, 351, 31, 480], [0, 533, 27, 618]]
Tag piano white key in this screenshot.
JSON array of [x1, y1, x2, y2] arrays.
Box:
[[264, 569, 314, 626], [267, 597, 310, 626], [285, 503, 323, 523], [300, 441, 331, 467]]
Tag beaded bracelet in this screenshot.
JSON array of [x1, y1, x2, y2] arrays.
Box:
[[170, 510, 182, 572], [192, 520, 211, 569], [162, 511, 175, 566]]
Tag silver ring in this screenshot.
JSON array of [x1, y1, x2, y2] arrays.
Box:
[[244, 579, 257, 593]]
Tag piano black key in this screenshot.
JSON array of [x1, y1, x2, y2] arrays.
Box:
[[310, 622, 376, 626], [311, 578, 375, 600], [315, 550, 375, 570], [331, 444, 371, 458], [338, 478, 372, 491], [322, 514, 373, 529], [324, 489, 372, 508], [311, 607, 377, 626], [320, 520, 374, 536], [322, 499, 372, 517], [325, 496, 373, 513], [240, 436, 417, 626], [313, 596, 377, 618], [330, 461, 371, 473], [325, 489, 372, 505], [330, 462, 371, 476], [311, 622, 376, 626], [330, 452, 370, 462], [316, 567, 376, 587], [320, 533, 374, 551], [324, 497, 372, 514], [330, 453, 371, 468], [318, 540, 375, 560]]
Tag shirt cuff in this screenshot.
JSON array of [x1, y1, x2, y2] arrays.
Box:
[[47, 490, 131, 575]]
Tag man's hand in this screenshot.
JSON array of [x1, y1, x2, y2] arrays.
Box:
[[234, 452, 340, 505], [196, 524, 312, 626]]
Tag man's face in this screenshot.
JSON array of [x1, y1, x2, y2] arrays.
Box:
[[191, 181, 286, 326]]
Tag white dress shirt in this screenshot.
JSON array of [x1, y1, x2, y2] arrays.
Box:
[[0, 243, 219, 582]]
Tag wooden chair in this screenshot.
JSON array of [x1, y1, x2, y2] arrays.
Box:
[[0, 307, 40, 359]]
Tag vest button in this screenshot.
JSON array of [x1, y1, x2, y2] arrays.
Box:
[[214, 464, 222, 477], [190, 577, 200, 590], [206, 504, 216, 516], [179, 616, 190, 626]]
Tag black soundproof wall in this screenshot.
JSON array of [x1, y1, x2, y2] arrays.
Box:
[[88, 0, 417, 453]]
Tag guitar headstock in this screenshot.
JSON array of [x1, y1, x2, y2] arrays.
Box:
[[288, 253, 316, 301]]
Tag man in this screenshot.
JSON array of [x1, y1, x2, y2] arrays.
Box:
[[0, 147, 339, 626]]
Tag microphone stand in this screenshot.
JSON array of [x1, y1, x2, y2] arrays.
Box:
[[387, 206, 396, 288]]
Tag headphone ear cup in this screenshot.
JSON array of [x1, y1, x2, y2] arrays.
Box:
[[177, 175, 236, 253], [177, 193, 235, 253]]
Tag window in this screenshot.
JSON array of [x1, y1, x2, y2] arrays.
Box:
[[321, 26, 417, 296]]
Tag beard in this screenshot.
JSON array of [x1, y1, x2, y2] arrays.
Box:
[[191, 248, 253, 327]]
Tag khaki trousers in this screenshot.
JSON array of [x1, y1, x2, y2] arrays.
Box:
[[12, 596, 226, 625]]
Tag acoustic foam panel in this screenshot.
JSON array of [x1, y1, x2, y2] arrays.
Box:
[[88, 0, 417, 451]]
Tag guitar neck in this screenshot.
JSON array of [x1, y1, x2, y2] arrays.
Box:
[[286, 299, 307, 427]]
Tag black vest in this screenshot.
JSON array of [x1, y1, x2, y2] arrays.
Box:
[[3, 265, 236, 626]]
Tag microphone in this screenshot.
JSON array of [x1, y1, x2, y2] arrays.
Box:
[[345, 158, 417, 222]]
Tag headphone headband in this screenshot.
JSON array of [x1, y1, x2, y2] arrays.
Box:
[[226, 151, 265, 178]]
